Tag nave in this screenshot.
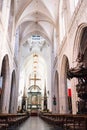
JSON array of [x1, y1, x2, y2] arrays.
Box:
[[13, 117, 63, 130], [1, 0, 87, 130]]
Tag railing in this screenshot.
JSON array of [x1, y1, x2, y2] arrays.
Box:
[[40, 113, 87, 130], [0, 113, 30, 129]]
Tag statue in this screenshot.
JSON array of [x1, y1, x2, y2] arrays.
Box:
[[53, 95, 56, 106]]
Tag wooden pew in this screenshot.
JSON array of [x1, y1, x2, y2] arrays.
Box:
[[40, 113, 87, 130], [0, 113, 30, 129]]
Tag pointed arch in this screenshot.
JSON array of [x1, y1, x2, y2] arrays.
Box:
[[9, 70, 16, 113], [73, 23, 87, 65], [16, 0, 55, 28], [16, 0, 33, 24], [60, 55, 72, 113], [72, 24, 87, 114], [54, 70, 59, 113], [16, 10, 55, 29], [0, 55, 10, 113]]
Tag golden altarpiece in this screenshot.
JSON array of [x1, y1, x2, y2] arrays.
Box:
[[27, 85, 41, 112]]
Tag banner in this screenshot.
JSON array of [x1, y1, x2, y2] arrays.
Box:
[[68, 88, 72, 97]]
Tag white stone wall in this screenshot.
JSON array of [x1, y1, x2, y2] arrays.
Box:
[[0, 0, 19, 113], [53, 0, 87, 114]]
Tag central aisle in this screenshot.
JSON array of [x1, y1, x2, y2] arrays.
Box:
[[15, 117, 63, 130]]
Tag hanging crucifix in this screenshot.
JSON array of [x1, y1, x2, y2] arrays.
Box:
[[30, 73, 41, 89]]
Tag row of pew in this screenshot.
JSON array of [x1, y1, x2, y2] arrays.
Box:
[[0, 113, 29, 129], [40, 113, 87, 130]]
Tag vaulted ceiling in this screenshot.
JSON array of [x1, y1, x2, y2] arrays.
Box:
[[16, 0, 59, 93], [15, 0, 59, 45]]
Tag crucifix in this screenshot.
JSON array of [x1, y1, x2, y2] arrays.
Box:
[[30, 73, 41, 89]]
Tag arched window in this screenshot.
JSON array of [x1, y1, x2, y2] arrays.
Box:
[[59, 0, 65, 43]]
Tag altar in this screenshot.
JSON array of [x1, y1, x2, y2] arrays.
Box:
[[27, 91, 41, 110], [27, 84, 42, 113]]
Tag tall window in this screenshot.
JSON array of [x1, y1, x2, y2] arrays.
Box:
[[59, 0, 65, 43]]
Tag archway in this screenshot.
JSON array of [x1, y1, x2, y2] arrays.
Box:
[[72, 26, 87, 114], [60, 55, 72, 113], [73, 24, 87, 64], [9, 70, 16, 113], [54, 71, 59, 113], [0, 55, 10, 113]]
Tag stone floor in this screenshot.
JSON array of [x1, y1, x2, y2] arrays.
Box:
[[9, 117, 64, 130]]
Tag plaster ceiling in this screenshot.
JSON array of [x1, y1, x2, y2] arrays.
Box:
[[16, 0, 56, 92], [15, 0, 59, 44]]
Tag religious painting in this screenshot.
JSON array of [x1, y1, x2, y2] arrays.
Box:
[[27, 91, 41, 110], [32, 95, 38, 105]]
